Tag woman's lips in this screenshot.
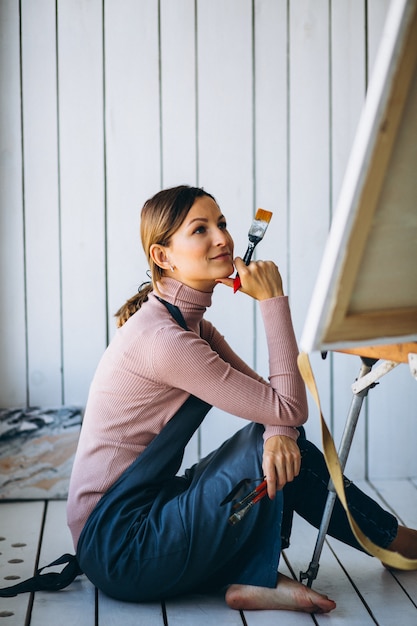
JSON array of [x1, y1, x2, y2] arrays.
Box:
[[212, 252, 232, 261]]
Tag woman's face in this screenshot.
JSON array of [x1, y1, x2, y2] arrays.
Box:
[[160, 195, 235, 292]]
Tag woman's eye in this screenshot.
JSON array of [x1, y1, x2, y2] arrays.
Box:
[[193, 222, 227, 234]]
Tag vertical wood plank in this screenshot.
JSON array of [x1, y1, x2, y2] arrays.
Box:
[[368, 365, 417, 479], [331, 0, 366, 203], [253, 0, 289, 381], [160, 0, 197, 188], [288, 0, 331, 447], [0, 0, 27, 407], [197, 0, 255, 456], [330, 1, 367, 478], [21, 0, 62, 406], [105, 0, 161, 332], [57, 0, 107, 406], [367, 0, 391, 79]]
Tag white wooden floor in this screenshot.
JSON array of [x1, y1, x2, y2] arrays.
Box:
[[1, 479, 416, 625]]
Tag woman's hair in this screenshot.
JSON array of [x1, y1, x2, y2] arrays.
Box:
[[115, 185, 216, 327]]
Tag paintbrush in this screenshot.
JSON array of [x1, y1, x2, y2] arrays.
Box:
[[233, 209, 273, 293], [220, 476, 268, 525], [227, 480, 268, 526], [228, 487, 267, 525]]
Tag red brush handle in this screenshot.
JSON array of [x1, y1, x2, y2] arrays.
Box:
[[256, 480, 267, 493], [252, 492, 266, 504], [233, 275, 241, 293], [253, 482, 267, 504], [233, 242, 255, 293]]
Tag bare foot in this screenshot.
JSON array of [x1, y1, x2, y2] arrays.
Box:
[[225, 573, 336, 613], [383, 525, 417, 569]]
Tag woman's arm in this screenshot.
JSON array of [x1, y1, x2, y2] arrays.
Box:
[[200, 319, 266, 383], [200, 317, 306, 441], [151, 295, 307, 437]]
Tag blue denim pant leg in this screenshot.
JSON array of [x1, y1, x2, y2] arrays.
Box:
[[176, 422, 283, 594], [281, 428, 398, 552]]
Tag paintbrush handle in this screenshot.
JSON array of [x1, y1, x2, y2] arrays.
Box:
[[242, 241, 256, 264], [233, 275, 242, 293], [233, 242, 256, 292]]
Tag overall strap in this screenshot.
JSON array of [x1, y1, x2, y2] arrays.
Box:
[[0, 554, 82, 597], [155, 296, 188, 330]]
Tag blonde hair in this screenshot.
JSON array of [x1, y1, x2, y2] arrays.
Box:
[[115, 185, 216, 327]]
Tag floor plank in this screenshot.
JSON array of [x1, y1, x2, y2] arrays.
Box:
[[165, 591, 244, 625], [364, 479, 417, 609], [0, 501, 44, 626], [302, 479, 417, 625], [324, 534, 417, 625], [98, 592, 165, 626], [29, 500, 95, 626]]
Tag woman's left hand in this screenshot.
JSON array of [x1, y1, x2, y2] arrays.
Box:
[[262, 435, 301, 498]]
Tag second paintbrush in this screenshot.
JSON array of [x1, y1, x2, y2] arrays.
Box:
[[233, 208, 273, 293]]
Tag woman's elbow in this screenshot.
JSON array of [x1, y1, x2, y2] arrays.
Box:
[[291, 396, 309, 425]]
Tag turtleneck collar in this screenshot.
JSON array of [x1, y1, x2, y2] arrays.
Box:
[[152, 277, 213, 332]]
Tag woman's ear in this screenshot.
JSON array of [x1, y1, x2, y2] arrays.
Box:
[[150, 244, 171, 271]]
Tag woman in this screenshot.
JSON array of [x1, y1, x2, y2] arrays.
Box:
[[66, 185, 417, 614]]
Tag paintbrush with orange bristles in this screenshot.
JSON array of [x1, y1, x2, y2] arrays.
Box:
[[233, 208, 273, 293]]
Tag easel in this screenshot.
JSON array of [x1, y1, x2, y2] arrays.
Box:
[[297, 0, 417, 587], [300, 342, 417, 587]]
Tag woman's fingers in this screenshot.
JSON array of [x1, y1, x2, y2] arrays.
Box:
[[234, 258, 284, 299], [263, 435, 301, 497]]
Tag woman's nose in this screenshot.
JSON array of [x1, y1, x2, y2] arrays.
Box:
[[214, 229, 230, 247]]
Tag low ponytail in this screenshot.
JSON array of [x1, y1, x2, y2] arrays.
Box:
[[114, 282, 153, 328]]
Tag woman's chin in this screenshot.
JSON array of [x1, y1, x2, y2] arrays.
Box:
[[217, 271, 234, 281], [223, 264, 235, 278]]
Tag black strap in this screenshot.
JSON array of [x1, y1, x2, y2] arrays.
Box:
[[0, 553, 82, 597], [155, 297, 189, 331]]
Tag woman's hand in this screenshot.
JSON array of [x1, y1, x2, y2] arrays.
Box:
[[216, 257, 284, 300], [262, 435, 301, 498]]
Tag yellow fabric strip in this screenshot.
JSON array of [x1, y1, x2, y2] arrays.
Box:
[[297, 351, 417, 570]]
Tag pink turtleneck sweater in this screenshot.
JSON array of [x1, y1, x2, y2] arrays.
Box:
[[67, 278, 308, 547]]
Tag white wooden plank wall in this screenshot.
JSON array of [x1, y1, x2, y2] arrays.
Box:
[[0, 0, 416, 480]]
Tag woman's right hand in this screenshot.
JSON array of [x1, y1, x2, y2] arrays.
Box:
[[263, 434, 301, 496], [217, 257, 284, 300]]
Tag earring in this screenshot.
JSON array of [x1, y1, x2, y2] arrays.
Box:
[[169, 265, 175, 272]]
